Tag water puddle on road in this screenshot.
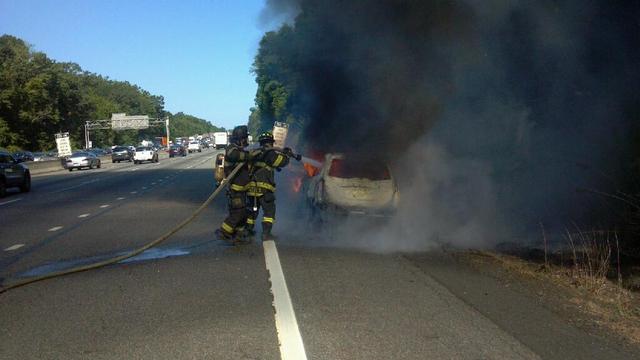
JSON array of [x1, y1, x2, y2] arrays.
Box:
[[18, 247, 190, 277]]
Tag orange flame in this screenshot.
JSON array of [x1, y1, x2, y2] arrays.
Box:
[[303, 162, 319, 177]]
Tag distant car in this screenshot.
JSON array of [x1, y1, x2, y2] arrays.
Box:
[[187, 141, 202, 153], [134, 146, 159, 164], [12, 151, 34, 162], [87, 148, 107, 157], [0, 150, 31, 197], [111, 146, 133, 163], [305, 153, 399, 217], [32, 152, 46, 162], [169, 145, 187, 157], [65, 151, 101, 171]]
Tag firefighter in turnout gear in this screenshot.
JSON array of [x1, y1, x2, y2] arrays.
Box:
[[215, 125, 259, 244], [246, 131, 293, 241]]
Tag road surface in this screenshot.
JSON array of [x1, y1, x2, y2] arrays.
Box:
[[0, 149, 637, 359]]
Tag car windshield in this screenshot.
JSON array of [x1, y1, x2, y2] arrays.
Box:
[[72, 152, 89, 157], [329, 158, 390, 180], [136, 147, 150, 151], [113, 146, 127, 151]]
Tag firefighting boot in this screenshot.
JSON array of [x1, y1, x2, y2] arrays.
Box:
[[233, 228, 253, 245], [261, 229, 277, 242], [215, 229, 235, 246]]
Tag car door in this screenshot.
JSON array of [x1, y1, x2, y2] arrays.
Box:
[[0, 154, 22, 186]]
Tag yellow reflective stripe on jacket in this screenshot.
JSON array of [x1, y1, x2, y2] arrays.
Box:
[[221, 222, 234, 233], [262, 217, 274, 224], [255, 181, 275, 192], [246, 218, 255, 224], [230, 183, 246, 191], [272, 154, 284, 167]]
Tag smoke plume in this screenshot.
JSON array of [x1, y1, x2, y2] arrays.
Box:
[[264, 0, 640, 250]]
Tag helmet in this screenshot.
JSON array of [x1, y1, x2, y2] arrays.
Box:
[[258, 131, 275, 145], [231, 125, 248, 144]]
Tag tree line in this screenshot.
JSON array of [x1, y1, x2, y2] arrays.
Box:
[[0, 34, 222, 152]]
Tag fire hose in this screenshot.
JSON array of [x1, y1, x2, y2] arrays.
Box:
[[0, 162, 245, 295]]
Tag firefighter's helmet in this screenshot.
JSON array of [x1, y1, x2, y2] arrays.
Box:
[[258, 131, 275, 145], [231, 125, 248, 144]]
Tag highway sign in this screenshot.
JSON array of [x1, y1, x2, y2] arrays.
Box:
[[273, 121, 289, 148], [55, 132, 72, 157], [111, 114, 150, 130]]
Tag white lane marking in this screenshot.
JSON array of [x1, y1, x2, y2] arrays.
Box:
[[4, 244, 25, 251], [117, 197, 125, 200], [78, 213, 90, 218], [151, 182, 156, 185], [158, 180, 163, 182], [99, 204, 110, 208], [0, 198, 22, 206], [51, 179, 100, 193], [141, 186, 147, 190], [48, 226, 63, 232], [130, 191, 138, 194], [129, 168, 139, 172], [263, 241, 308, 360]]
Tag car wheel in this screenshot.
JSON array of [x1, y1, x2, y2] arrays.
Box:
[[89, 163, 94, 169], [68, 168, 73, 172], [0, 179, 6, 198], [112, 159, 116, 163], [97, 161, 101, 168], [20, 172, 31, 193], [129, 158, 132, 162]]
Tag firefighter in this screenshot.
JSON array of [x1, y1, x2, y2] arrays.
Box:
[[246, 131, 294, 241], [215, 125, 258, 244]]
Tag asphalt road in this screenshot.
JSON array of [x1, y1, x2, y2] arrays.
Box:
[[0, 149, 637, 359]]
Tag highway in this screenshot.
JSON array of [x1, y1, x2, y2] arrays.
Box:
[[0, 149, 637, 359]]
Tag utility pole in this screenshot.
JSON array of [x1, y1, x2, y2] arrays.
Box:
[[84, 122, 89, 149], [165, 116, 170, 147]]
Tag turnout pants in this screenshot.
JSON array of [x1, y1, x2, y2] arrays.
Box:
[[220, 190, 247, 237], [246, 191, 275, 235]]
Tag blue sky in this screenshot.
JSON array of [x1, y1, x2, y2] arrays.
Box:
[[0, 0, 270, 129]]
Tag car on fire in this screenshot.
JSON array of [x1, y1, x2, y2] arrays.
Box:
[[65, 151, 101, 171], [305, 153, 399, 217], [133, 146, 159, 164]]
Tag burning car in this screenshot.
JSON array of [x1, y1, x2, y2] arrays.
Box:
[[305, 153, 399, 217]]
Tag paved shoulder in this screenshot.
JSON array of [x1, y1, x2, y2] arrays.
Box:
[[277, 246, 539, 360]]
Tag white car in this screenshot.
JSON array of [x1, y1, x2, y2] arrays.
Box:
[[65, 151, 101, 171], [133, 146, 158, 164], [187, 141, 202, 153], [306, 153, 399, 216]]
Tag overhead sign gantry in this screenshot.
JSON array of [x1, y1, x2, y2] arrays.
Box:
[[84, 113, 170, 148]]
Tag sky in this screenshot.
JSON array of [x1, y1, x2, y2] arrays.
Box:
[[0, 0, 269, 129]]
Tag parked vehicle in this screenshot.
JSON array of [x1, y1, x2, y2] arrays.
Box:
[[134, 146, 159, 164], [0, 150, 31, 197], [305, 153, 399, 217], [111, 146, 133, 163], [65, 151, 101, 171], [12, 151, 34, 162], [169, 144, 187, 157], [187, 141, 202, 153]]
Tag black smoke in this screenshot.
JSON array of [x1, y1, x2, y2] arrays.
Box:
[[263, 0, 640, 247]]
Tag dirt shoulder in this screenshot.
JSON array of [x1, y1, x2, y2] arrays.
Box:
[[404, 251, 640, 359]]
